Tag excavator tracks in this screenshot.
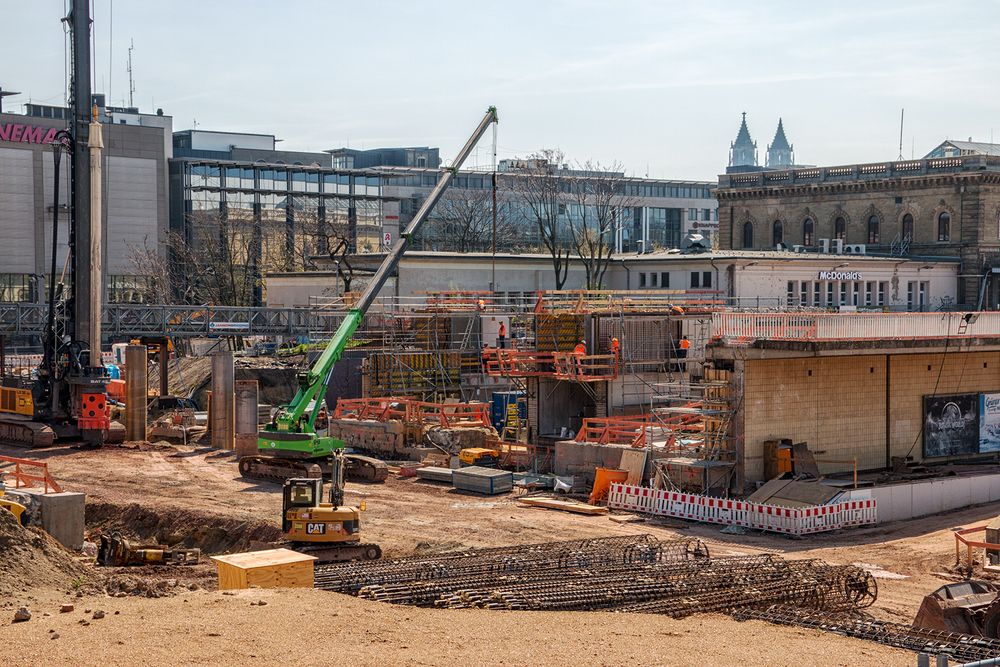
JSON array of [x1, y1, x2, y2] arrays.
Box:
[[0, 418, 55, 448], [238, 456, 324, 482], [293, 541, 382, 564], [238, 453, 388, 484]]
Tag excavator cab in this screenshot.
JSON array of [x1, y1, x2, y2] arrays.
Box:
[[282, 477, 323, 532]]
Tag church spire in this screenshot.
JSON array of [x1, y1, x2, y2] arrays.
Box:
[[729, 112, 758, 167], [766, 118, 794, 168]]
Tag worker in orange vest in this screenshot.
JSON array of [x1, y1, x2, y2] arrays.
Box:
[[678, 335, 691, 359], [610, 336, 620, 359], [573, 340, 587, 355], [498, 321, 507, 349]]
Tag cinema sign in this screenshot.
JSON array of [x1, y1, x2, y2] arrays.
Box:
[[0, 123, 62, 145]]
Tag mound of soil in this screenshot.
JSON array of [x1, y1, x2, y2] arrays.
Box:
[[86, 502, 282, 555], [0, 508, 91, 597]]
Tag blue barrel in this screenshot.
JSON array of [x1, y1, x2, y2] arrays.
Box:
[[105, 364, 121, 380], [491, 391, 526, 428]]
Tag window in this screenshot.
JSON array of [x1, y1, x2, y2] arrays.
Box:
[[840, 282, 848, 306], [701, 208, 711, 221], [919, 281, 929, 309], [742, 222, 754, 248], [867, 215, 880, 244], [852, 282, 860, 306], [865, 281, 874, 307], [826, 282, 834, 306], [813, 281, 820, 305], [787, 281, 796, 304], [688, 208, 697, 221], [938, 212, 951, 242], [702, 271, 712, 288], [0, 273, 32, 302], [639, 273, 646, 288], [878, 282, 887, 306], [902, 213, 913, 242], [650, 272, 658, 287], [690, 272, 700, 288], [907, 281, 915, 309], [834, 216, 846, 241], [660, 272, 670, 288], [800, 281, 809, 306], [803, 218, 814, 246], [772, 220, 783, 247]]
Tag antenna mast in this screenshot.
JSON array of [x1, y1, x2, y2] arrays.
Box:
[[897, 108, 905, 161], [127, 39, 135, 107]]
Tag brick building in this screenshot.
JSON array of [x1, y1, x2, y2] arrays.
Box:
[[715, 155, 1000, 307]]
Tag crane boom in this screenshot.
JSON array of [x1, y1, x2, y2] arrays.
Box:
[[268, 107, 498, 435]]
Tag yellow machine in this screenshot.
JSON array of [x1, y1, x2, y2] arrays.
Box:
[[0, 488, 28, 526], [459, 447, 501, 467], [281, 453, 381, 563]]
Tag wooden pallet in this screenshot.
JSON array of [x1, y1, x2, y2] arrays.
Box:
[[516, 497, 609, 515]]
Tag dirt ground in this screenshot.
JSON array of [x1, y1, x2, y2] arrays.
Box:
[[3, 441, 996, 665]]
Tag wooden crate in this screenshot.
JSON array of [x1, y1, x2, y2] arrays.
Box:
[[210, 548, 317, 590]]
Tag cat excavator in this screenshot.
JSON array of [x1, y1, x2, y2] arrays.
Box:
[[239, 106, 499, 485]]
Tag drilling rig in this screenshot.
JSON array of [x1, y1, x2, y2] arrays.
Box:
[[0, 0, 121, 448]]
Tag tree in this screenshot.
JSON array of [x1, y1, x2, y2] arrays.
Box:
[[565, 161, 637, 289], [510, 149, 571, 289], [426, 187, 519, 253]]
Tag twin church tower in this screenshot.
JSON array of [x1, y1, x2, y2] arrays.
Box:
[[728, 113, 795, 171]]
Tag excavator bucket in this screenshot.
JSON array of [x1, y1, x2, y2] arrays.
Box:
[[914, 581, 1000, 637]]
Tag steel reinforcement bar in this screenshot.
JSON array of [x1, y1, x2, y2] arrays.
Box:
[[314, 535, 707, 595], [734, 605, 1000, 664]]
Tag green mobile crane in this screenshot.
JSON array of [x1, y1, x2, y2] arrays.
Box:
[[239, 107, 499, 483]]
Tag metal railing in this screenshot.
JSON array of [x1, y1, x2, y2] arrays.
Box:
[[712, 311, 1000, 342]]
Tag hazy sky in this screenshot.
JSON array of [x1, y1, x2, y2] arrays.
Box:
[[5, 1, 999, 181]]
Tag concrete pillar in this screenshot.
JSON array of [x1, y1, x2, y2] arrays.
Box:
[[234, 380, 259, 457], [211, 350, 235, 450], [125, 344, 147, 442]]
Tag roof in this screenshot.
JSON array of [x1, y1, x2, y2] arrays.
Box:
[[769, 118, 791, 151], [733, 112, 755, 148], [926, 140, 1000, 157]]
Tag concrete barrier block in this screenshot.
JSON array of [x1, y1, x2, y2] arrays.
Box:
[[14, 489, 85, 550]]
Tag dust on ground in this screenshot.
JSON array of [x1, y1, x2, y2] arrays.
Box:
[[2, 441, 996, 664]]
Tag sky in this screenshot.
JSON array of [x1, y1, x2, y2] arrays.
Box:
[[4, 0, 1000, 181]]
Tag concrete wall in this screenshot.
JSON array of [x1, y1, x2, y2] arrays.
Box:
[[740, 349, 1000, 486], [0, 147, 36, 273], [840, 472, 1000, 523]]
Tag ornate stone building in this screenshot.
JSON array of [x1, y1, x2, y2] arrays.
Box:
[[715, 155, 1000, 307]]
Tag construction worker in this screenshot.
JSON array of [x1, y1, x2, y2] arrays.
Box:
[[678, 335, 691, 360], [498, 321, 507, 349], [574, 339, 587, 355], [477, 298, 486, 311], [671, 305, 685, 316], [610, 336, 620, 360], [481, 343, 491, 373]]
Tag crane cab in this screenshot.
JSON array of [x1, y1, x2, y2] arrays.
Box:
[[282, 477, 360, 545]]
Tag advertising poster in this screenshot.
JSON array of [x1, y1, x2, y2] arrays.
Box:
[[980, 393, 1000, 453], [923, 394, 979, 458]]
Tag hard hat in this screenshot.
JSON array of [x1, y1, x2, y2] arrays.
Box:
[[580, 340, 586, 344]]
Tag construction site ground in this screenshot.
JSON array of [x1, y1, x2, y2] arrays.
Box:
[[5, 442, 995, 665]]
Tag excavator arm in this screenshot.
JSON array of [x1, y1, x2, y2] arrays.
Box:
[[267, 107, 499, 438]]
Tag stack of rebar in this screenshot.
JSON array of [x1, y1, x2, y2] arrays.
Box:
[[314, 534, 705, 596], [734, 605, 1000, 664]]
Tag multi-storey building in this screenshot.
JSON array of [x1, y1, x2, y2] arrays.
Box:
[[0, 95, 171, 303], [716, 154, 1000, 308]]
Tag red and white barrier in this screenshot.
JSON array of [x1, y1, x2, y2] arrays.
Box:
[[607, 483, 877, 536]]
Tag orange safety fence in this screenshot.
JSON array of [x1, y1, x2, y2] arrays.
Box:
[[0, 455, 62, 493], [333, 397, 493, 429], [954, 525, 1000, 571], [483, 349, 618, 381], [576, 416, 654, 447]]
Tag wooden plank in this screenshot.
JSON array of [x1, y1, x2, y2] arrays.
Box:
[[517, 497, 609, 515], [210, 548, 316, 569], [618, 449, 647, 486], [246, 560, 314, 589]]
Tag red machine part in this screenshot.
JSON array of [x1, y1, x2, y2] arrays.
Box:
[[78, 392, 110, 431]]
